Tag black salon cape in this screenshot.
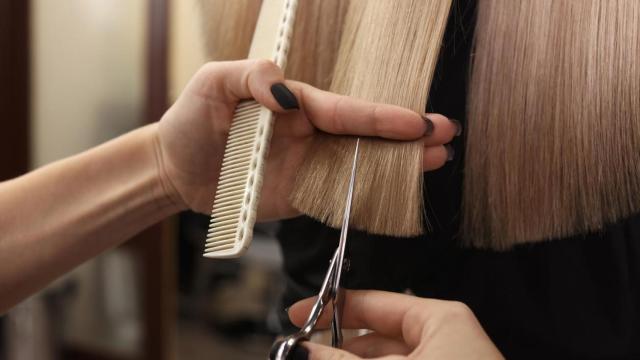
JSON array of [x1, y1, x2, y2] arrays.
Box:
[[276, 1, 640, 358]]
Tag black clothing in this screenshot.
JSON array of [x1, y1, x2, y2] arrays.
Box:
[[277, 1, 640, 358]]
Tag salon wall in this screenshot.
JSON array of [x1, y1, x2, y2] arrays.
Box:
[[5, 1, 285, 359], [19, 1, 148, 359], [31, 0, 146, 167], [169, 0, 207, 101]]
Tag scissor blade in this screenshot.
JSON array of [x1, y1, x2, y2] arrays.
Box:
[[330, 137, 360, 348], [334, 138, 359, 280]]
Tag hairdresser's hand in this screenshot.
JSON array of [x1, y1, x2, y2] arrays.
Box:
[[288, 290, 504, 360], [157, 59, 458, 219]]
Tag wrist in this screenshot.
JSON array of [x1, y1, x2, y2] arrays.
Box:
[[146, 123, 188, 214]]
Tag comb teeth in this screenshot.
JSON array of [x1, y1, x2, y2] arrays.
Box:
[[204, 100, 269, 258]]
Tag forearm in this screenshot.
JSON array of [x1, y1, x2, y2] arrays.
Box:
[[0, 124, 183, 313]]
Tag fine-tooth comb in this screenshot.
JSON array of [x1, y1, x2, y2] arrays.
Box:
[[204, 0, 299, 259]]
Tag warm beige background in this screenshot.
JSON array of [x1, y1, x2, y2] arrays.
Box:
[[31, 0, 147, 168], [19, 2, 148, 359], [169, 0, 207, 102]]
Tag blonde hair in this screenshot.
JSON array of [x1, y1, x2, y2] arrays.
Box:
[[201, 0, 450, 236], [201, 0, 349, 88], [200, 0, 261, 61], [290, 0, 452, 236], [464, 0, 640, 249], [202, 0, 640, 248]]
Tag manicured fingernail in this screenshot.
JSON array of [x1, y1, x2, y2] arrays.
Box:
[[445, 144, 455, 161], [270, 83, 299, 110], [290, 344, 309, 360], [421, 115, 435, 136], [450, 118, 462, 136]]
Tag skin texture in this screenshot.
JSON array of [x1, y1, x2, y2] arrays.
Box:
[[289, 290, 505, 360], [0, 59, 456, 313]]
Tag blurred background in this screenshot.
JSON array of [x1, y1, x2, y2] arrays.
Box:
[[0, 0, 289, 359]]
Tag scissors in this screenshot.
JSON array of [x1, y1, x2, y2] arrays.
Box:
[[269, 138, 360, 360]]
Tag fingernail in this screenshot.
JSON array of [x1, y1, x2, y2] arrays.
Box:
[[270, 83, 299, 110], [445, 144, 455, 161], [290, 345, 309, 360], [421, 114, 435, 136], [450, 118, 462, 136]]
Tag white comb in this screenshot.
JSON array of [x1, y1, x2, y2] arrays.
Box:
[[204, 0, 298, 258]]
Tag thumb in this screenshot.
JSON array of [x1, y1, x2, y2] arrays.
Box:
[[302, 342, 407, 360], [302, 342, 361, 360]]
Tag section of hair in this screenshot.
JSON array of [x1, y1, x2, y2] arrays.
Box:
[[200, 0, 349, 89], [200, 0, 262, 60], [464, 0, 640, 249], [285, 0, 350, 88], [290, 0, 452, 236]]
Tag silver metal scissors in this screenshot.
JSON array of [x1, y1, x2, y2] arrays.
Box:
[[269, 138, 360, 360]]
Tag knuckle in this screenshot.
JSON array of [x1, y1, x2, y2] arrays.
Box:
[[251, 58, 278, 74], [371, 105, 384, 136], [331, 97, 347, 134], [200, 61, 215, 72], [199, 61, 220, 79], [443, 301, 474, 321], [193, 62, 225, 95]]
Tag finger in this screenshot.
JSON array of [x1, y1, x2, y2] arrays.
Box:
[[422, 145, 449, 171], [285, 81, 427, 140], [194, 60, 427, 140], [303, 342, 361, 360], [305, 342, 407, 360], [422, 114, 459, 147], [228, 59, 292, 111], [289, 290, 439, 345], [192, 59, 290, 112], [343, 333, 411, 358]]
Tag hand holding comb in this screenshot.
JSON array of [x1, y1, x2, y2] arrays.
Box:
[[204, 0, 299, 258]]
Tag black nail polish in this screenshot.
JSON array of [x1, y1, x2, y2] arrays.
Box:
[[422, 115, 435, 136], [445, 144, 455, 161], [271, 83, 299, 110], [289, 345, 309, 360], [450, 118, 463, 136]]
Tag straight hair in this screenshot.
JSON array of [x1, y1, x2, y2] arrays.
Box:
[[201, 0, 349, 88], [202, 0, 640, 249], [290, 0, 452, 236], [464, 0, 640, 248]]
